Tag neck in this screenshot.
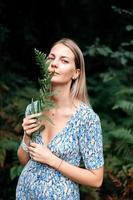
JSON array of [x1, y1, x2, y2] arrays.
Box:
[[51, 84, 74, 108]]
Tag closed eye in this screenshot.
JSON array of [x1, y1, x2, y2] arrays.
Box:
[[62, 59, 69, 64], [47, 56, 54, 61]]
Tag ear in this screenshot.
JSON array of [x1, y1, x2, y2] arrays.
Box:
[[72, 69, 80, 80]]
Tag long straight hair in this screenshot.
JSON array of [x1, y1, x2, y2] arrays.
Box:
[[51, 38, 89, 105]]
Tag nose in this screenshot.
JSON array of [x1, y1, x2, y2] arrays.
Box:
[[48, 58, 58, 73], [52, 58, 59, 67], [50, 58, 59, 69]]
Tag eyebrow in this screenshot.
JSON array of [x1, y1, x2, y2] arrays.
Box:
[[48, 53, 70, 59]]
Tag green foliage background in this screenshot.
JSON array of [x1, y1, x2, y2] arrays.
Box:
[[0, 1, 133, 200]]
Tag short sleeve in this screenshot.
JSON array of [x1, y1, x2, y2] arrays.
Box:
[[79, 110, 104, 170]]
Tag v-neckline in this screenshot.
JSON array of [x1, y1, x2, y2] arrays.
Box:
[[40, 102, 82, 147]]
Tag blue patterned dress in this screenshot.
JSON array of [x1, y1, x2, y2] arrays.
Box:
[[16, 102, 104, 200]]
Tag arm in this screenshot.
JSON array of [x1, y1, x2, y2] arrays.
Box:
[[28, 109, 104, 187], [17, 134, 31, 165], [28, 143, 104, 187], [17, 112, 42, 165], [51, 154, 104, 187]]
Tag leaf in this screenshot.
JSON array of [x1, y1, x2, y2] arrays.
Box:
[[30, 48, 56, 125], [31, 98, 36, 114], [39, 114, 55, 126], [10, 165, 23, 180], [126, 25, 133, 31], [112, 100, 133, 113], [0, 138, 19, 151], [0, 149, 6, 167]]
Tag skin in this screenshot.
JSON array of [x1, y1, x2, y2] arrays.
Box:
[[17, 43, 104, 187]]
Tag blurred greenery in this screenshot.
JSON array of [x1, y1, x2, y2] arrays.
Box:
[[0, 0, 133, 199]]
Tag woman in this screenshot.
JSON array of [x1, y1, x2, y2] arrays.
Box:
[[16, 38, 104, 200]]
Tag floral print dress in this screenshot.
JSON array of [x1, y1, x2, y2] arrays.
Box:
[[16, 102, 104, 200]]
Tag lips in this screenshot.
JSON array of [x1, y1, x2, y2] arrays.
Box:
[[49, 71, 60, 75], [54, 72, 60, 75]]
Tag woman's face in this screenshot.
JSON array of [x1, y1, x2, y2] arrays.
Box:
[[47, 43, 79, 86]]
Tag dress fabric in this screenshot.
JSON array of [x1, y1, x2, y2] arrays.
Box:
[[16, 102, 104, 200]]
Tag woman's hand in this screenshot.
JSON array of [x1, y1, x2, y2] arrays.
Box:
[[28, 142, 55, 166], [22, 113, 42, 137]]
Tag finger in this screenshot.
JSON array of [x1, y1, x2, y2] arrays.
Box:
[[22, 122, 42, 132], [24, 128, 38, 136], [27, 113, 42, 119], [30, 124, 42, 132], [25, 129, 38, 136], [28, 148, 34, 154], [22, 119, 37, 127], [29, 152, 35, 159], [28, 119, 38, 123], [28, 146, 35, 152], [30, 142, 37, 148], [23, 117, 39, 124], [22, 119, 41, 129], [26, 122, 40, 129]]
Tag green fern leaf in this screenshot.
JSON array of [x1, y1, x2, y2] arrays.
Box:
[[31, 98, 36, 114], [30, 48, 56, 125], [109, 128, 133, 143], [112, 100, 133, 113]]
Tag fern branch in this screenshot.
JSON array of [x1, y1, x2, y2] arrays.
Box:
[[30, 48, 56, 124], [109, 128, 133, 144], [109, 128, 133, 161], [112, 100, 133, 114]]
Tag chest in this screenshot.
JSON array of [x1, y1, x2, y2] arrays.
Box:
[[38, 117, 81, 162], [41, 112, 73, 146], [34, 108, 82, 163]]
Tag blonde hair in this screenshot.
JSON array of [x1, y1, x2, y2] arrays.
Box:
[[51, 38, 89, 105]]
